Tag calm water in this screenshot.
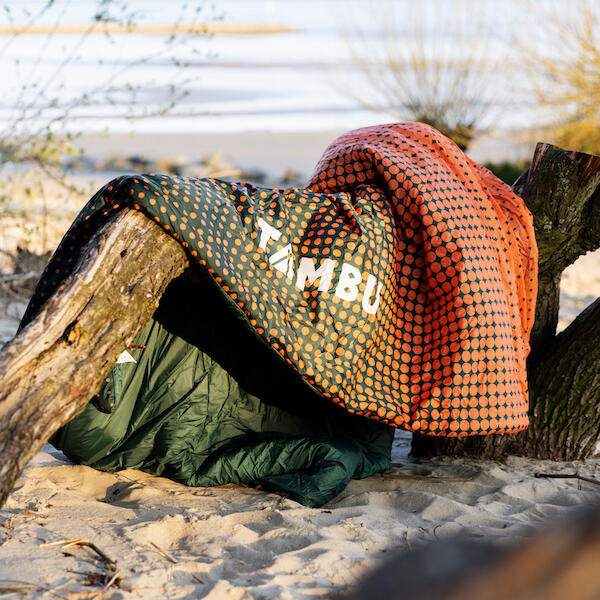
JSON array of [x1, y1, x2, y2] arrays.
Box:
[[0, 0, 566, 134]]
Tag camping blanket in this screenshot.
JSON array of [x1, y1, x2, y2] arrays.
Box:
[[23, 122, 537, 438]]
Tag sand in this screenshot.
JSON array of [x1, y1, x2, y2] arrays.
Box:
[[1, 434, 599, 598], [1, 130, 599, 598], [0, 434, 598, 598]]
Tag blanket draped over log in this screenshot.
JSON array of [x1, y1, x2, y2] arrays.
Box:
[[20, 122, 538, 505]]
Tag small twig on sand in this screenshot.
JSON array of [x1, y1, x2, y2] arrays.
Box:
[[534, 472, 600, 486], [148, 541, 177, 564], [42, 538, 116, 566], [102, 569, 121, 591], [148, 541, 204, 585], [0, 580, 65, 598], [41, 538, 121, 589]]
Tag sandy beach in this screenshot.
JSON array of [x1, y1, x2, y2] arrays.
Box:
[[0, 129, 599, 598], [0, 434, 598, 598]]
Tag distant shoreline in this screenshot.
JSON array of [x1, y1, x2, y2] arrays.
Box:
[[72, 128, 536, 170], [0, 22, 300, 36]]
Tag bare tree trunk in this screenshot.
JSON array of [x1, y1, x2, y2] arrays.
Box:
[[413, 143, 600, 460], [0, 209, 188, 506]]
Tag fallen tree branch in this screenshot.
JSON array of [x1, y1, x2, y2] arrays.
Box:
[[534, 472, 600, 486], [0, 209, 188, 507]]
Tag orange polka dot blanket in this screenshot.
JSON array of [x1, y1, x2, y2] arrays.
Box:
[[22, 122, 538, 437]]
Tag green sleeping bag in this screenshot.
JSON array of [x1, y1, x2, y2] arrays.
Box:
[[51, 270, 394, 507]]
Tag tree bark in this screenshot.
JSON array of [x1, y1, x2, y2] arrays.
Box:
[[0, 209, 188, 506], [413, 143, 600, 460]]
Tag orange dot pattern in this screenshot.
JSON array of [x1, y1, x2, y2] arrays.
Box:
[[21, 122, 538, 437]]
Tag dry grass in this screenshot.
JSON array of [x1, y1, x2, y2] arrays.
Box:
[[517, 0, 600, 153], [346, 0, 498, 150]]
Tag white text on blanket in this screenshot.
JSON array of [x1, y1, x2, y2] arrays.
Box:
[[257, 218, 383, 315]]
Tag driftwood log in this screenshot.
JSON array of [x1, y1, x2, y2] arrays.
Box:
[[413, 143, 600, 460], [0, 209, 188, 506]]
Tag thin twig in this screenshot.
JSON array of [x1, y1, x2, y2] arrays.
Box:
[[41, 538, 116, 566], [103, 570, 121, 591], [0, 580, 65, 599], [534, 472, 600, 486], [148, 541, 204, 585], [41, 538, 121, 590], [148, 541, 177, 564]]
